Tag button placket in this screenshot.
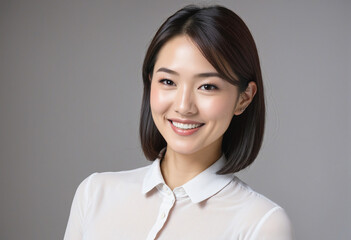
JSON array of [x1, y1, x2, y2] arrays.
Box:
[[158, 189, 175, 221], [146, 185, 176, 240]]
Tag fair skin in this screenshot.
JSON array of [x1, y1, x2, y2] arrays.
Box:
[[150, 35, 256, 190]]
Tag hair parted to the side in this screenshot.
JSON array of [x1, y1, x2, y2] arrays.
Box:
[[139, 5, 265, 174]]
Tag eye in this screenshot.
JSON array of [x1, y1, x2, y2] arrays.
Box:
[[159, 79, 175, 86], [199, 84, 218, 91]]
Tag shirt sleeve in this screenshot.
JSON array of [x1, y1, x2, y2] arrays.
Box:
[[63, 173, 96, 240], [251, 207, 294, 240]]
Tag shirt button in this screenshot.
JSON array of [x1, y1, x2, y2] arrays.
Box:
[[161, 212, 166, 219]]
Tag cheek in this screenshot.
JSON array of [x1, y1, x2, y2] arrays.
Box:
[[150, 83, 172, 115], [199, 96, 236, 122]]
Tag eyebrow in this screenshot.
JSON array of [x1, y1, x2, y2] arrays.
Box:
[[156, 67, 223, 79]]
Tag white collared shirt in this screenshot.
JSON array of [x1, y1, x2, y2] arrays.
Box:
[[64, 156, 293, 239]]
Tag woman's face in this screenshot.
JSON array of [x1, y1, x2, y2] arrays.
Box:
[[150, 35, 241, 156]]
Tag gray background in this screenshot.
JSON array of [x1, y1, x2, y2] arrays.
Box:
[[0, 0, 350, 239]]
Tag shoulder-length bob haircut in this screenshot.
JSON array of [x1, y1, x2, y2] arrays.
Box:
[[140, 5, 265, 174]]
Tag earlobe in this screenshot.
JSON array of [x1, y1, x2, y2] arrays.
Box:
[[234, 81, 257, 116]]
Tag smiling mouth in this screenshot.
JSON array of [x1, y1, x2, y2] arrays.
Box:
[[169, 120, 204, 130]]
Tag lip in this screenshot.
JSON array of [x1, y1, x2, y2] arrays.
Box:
[[168, 118, 204, 124], [168, 118, 204, 136]]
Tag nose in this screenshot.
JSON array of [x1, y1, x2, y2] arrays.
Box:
[[174, 86, 197, 116]]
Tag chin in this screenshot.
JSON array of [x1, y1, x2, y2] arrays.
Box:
[[167, 141, 204, 156]]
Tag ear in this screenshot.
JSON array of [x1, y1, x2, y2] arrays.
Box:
[[234, 81, 257, 115]]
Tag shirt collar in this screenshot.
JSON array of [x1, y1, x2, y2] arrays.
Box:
[[142, 155, 235, 204], [142, 158, 165, 194]]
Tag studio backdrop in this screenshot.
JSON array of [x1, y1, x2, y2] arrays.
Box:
[[0, 0, 350, 239]]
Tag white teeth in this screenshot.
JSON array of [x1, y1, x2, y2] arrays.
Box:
[[172, 121, 202, 130]]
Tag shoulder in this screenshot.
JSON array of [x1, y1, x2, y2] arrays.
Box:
[[250, 206, 293, 239], [229, 176, 282, 211], [228, 177, 294, 239], [75, 164, 151, 198]]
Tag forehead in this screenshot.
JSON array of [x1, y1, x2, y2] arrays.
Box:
[[154, 35, 217, 74]]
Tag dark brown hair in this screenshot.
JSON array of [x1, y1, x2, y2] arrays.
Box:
[[140, 5, 265, 174]]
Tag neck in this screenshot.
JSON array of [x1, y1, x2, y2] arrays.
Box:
[[160, 141, 222, 190]]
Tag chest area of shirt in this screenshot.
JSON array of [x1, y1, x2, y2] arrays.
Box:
[[83, 190, 251, 240]]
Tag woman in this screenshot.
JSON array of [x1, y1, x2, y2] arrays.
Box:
[[64, 5, 293, 240]]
